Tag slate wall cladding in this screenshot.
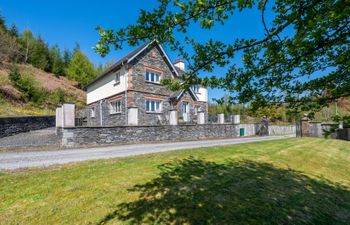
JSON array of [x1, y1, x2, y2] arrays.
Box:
[[87, 93, 127, 126], [131, 91, 172, 125], [60, 124, 296, 147], [0, 115, 55, 138], [129, 44, 175, 95], [120, 43, 207, 126]]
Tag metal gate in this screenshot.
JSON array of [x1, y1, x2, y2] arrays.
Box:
[[295, 118, 302, 137]]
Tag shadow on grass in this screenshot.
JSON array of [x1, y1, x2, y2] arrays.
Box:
[[97, 158, 350, 225]]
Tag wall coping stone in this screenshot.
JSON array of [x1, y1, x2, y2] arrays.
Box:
[[65, 123, 241, 129]]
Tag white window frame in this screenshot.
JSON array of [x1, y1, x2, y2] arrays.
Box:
[[115, 72, 121, 85], [145, 99, 162, 113], [110, 100, 122, 114], [145, 70, 161, 84], [90, 107, 96, 118], [181, 102, 189, 114]]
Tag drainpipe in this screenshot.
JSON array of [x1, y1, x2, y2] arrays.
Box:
[[99, 99, 104, 126], [123, 62, 128, 125]]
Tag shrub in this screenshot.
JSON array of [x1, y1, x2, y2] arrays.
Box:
[[10, 72, 46, 103], [8, 65, 21, 83]]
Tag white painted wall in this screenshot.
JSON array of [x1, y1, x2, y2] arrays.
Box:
[[195, 86, 208, 102], [87, 66, 128, 104]]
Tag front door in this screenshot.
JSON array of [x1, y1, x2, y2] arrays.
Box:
[[181, 102, 190, 122]]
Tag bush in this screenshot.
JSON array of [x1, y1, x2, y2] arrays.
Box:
[[8, 65, 21, 83], [9, 71, 46, 104], [333, 115, 350, 128]]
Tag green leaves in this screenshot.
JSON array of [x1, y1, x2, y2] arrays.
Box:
[[95, 0, 350, 112]]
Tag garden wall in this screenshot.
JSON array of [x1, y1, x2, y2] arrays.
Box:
[[269, 125, 296, 135], [337, 128, 350, 141], [59, 123, 296, 147], [0, 115, 55, 138]]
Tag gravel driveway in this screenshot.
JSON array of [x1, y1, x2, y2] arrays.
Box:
[[0, 134, 295, 170]]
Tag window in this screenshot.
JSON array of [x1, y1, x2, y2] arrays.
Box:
[[194, 106, 201, 115], [181, 102, 189, 114], [110, 101, 122, 114], [145, 70, 161, 83], [115, 72, 121, 84], [192, 85, 200, 93], [90, 107, 95, 118], [145, 100, 161, 112]]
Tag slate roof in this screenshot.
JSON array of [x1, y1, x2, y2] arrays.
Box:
[[169, 89, 199, 101], [86, 40, 179, 88], [86, 41, 151, 88]]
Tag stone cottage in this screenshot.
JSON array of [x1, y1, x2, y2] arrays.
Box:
[[85, 40, 208, 126]]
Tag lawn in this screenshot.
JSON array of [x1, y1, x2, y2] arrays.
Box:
[[0, 138, 350, 224]]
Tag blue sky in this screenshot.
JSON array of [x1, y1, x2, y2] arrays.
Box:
[[0, 0, 271, 101]]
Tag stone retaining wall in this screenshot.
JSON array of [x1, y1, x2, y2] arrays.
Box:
[[60, 123, 295, 147], [0, 116, 55, 138]]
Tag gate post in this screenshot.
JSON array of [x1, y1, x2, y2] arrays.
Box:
[[301, 114, 310, 137], [62, 103, 75, 128]]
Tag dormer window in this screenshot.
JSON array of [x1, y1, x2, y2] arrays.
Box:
[[192, 85, 200, 93], [145, 70, 161, 84], [115, 72, 120, 85]]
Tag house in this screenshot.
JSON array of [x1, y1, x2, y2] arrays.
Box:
[[85, 40, 208, 126]]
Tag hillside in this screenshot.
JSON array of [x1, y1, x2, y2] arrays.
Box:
[[0, 63, 86, 116]]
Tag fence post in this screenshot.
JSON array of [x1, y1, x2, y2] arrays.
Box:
[[56, 106, 63, 128], [62, 103, 75, 128], [218, 113, 224, 124], [169, 110, 178, 125], [233, 115, 240, 124], [197, 111, 205, 124]]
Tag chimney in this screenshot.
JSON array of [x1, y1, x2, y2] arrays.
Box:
[[174, 58, 185, 71]]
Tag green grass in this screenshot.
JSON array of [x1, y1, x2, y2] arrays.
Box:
[[0, 138, 350, 224], [0, 96, 54, 116]]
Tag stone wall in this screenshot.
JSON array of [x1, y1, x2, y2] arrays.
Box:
[[337, 128, 350, 141], [300, 120, 350, 141], [269, 125, 296, 135], [239, 124, 257, 136], [0, 115, 55, 138], [60, 123, 295, 147], [309, 122, 323, 137], [237, 124, 296, 137]]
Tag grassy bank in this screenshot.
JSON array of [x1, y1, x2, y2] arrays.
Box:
[[0, 138, 350, 224]]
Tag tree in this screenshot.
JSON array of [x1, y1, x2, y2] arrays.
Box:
[[95, 0, 350, 113], [63, 48, 72, 67], [49, 45, 65, 76], [0, 28, 20, 62], [0, 12, 7, 31], [19, 29, 37, 64], [8, 24, 18, 37], [65, 49, 97, 88], [95, 59, 115, 75], [30, 35, 50, 71]]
